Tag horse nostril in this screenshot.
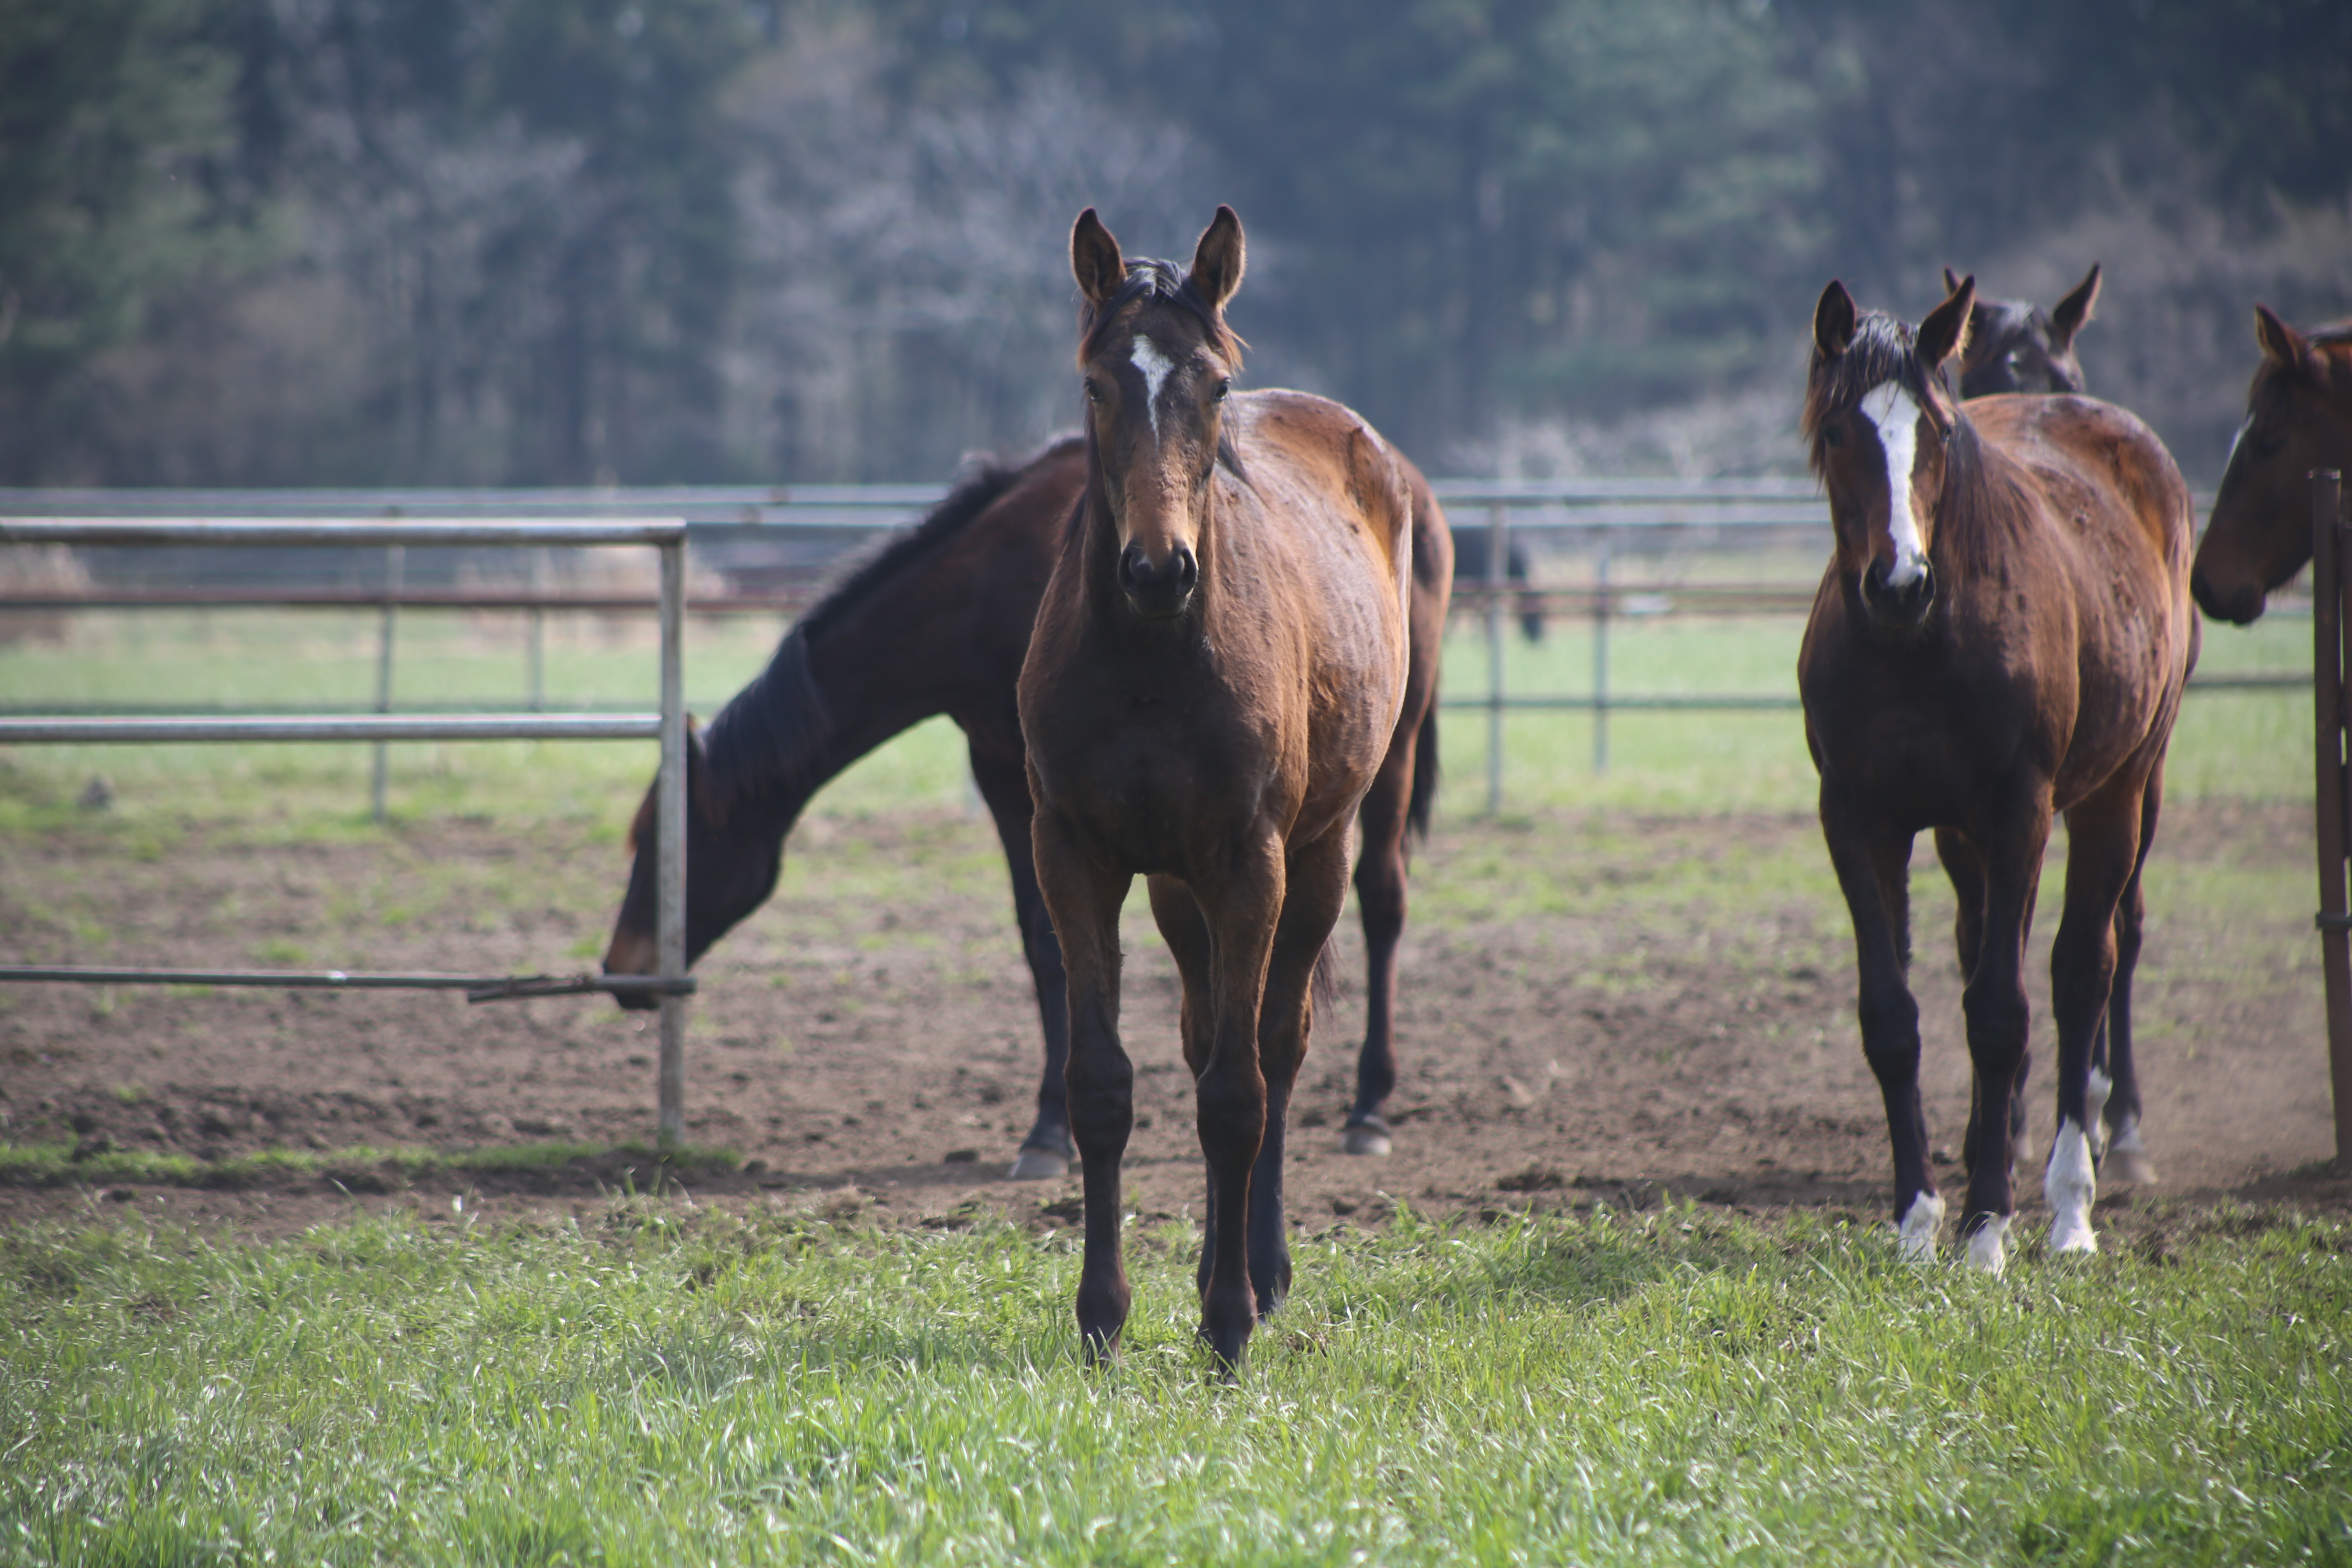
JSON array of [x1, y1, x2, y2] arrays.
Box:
[[1171, 546, 1198, 592]]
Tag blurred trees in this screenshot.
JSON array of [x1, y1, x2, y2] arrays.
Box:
[[0, 0, 2345, 486]]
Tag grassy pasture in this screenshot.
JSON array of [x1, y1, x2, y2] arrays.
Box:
[[0, 600, 2341, 1566], [2, 1203, 2347, 1566], [0, 601, 2314, 831]]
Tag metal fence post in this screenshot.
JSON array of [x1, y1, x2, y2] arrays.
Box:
[[1485, 501, 1507, 815], [528, 547, 550, 712], [1592, 535, 1611, 773], [656, 537, 689, 1151], [2316, 469, 2352, 1171], [372, 543, 403, 823]]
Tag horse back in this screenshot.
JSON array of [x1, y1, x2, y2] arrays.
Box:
[[1967, 395, 2196, 802]]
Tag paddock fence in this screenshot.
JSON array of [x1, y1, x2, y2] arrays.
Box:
[[2309, 469, 2352, 1166], [1, 480, 2270, 823], [0, 517, 699, 1148]]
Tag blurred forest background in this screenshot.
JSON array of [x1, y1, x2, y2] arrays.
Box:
[[2, 0, 2347, 490]]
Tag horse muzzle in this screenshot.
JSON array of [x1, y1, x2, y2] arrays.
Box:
[[1118, 541, 1198, 619], [601, 930, 661, 1012], [1861, 557, 1936, 629], [2189, 564, 2265, 626]]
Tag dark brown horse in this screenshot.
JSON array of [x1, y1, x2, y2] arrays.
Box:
[[600, 430, 1450, 1180], [1019, 206, 1414, 1367], [1798, 276, 2196, 1272], [2191, 306, 2352, 624], [1941, 263, 2102, 398]]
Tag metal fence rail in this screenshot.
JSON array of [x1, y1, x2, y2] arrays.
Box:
[[0, 516, 698, 1149], [0, 483, 2276, 821]]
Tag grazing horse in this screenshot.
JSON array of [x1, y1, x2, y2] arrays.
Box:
[[1020, 206, 1413, 1367], [1798, 276, 2196, 1272], [1942, 264, 2101, 398], [1449, 526, 1546, 641], [599, 434, 1450, 1177], [2190, 306, 2352, 625]]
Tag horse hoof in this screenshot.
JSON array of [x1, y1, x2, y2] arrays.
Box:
[[1964, 1214, 2011, 1274], [2104, 1146, 2157, 1187], [2049, 1217, 2099, 1256], [1341, 1123, 1392, 1157], [1895, 1191, 1945, 1262], [1008, 1145, 1069, 1180]]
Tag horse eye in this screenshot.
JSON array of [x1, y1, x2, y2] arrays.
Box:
[[1213, 379, 1231, 403], [2250, 429, 2285, 457], [1822, 426, 1845, 448], [1083, 379, 1104, 405]]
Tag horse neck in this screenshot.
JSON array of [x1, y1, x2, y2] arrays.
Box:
[[1922, 414, 2028, 594], [701, 553, 980, 830]]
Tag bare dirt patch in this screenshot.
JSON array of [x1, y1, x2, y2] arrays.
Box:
[[1, 798, 2341, 1243]]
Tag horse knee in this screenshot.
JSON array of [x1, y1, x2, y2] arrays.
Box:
[[1193, 1067, 1266, 1164]]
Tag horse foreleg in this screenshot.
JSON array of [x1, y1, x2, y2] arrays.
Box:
[[2101, 770, 2164, 1186], [1246, 829, 1354, 1319], [1145, 877, 1216, 1298], [971, 747, 1074, 1178], [1031, 806, 1135, 1364], [1822, 782, 1938, 1257], [1956, 798, 2051, 1274], [2047, 780, 2148, 1254], [1937, 826, 2029, 1176], [1344, 728, 1416, 1155], [1189, 842, 1285, 1372]]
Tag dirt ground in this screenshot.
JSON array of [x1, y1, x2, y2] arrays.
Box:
[[2, 796, 2344, 1243]]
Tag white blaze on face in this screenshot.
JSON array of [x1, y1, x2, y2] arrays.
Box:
[[1130, 335, 1176, 443], [1860, 381, 1930, 588]]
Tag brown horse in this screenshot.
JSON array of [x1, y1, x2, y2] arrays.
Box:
[[2190, 306, 2352, 625], [1019, 206, 1413, 1368], [1798, 276, 2196, 1272], [1941, 263, 2102, 399], [599, 432, 1450, 1179]]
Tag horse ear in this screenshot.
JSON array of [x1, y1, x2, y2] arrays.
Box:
[[1813, 280, 1858, 357], [2050, 263, 2101, 348], [1942, 266, 1962, 297], [1918, 275, 1974, 369], [1071, 208, 1126, 311], [1188, 205, 1246, 313], [2254, 303, 2311, 369]]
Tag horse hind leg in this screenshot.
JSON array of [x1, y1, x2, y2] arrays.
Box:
[[971, 750, 1076, 1180], [1241, 829, 1356, 1321], [2044, 779, 2149, 1256], [1145, 876, 1218, 1300], [1343, 725, 1417, 1156], [2100, 771, 2164, 1186], [1186, 842, 1287, 1372]]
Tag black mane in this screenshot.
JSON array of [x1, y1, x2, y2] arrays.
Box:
[[695, 452, 1048, 820]]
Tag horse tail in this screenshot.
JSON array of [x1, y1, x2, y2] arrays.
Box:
[[1407, 699, 1440, 842], [1312, 939, 1343, 1011]]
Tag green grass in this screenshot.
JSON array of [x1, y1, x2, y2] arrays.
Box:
[[2, 1203, 2345, 1566], [1442, 612, 2312, 815], [0, 1140, 740, 1192], [0, 605, 2314, 835]]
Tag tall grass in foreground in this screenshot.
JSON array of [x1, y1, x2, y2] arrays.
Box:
[[3, 1205, 2346, 1566]]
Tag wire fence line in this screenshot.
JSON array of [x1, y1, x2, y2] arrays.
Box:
[[0, 483, 2282, 818], [0, 515, 701, 1149]]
